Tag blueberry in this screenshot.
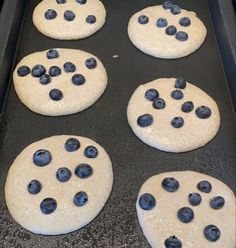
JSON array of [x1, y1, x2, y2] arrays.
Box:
[[72, 74, 86, 85], [139, 193, 156, 210], [177, 207, 194, 223], [153, 98, 166, 109], [145, 89, 159, 101], [45, 9, 57, 20], [196, 106, 212, 119], [179, 17, 191, 27], [39, 74, 51, 85], [176, 31, 188, 41], [175, 78, 186, 89], [49, 89, 63, 101], [65, 138, 80, 152], [156, 18, 168, 28], [165, 25, 177, 35], [164, 236, 182, 248], [137, 114, 153, 127], [56, 0, 66, 3], [75, 164, 93, 178], [49, 66, 61, 77], [76, 0, 87, 4], [171, 5, 181, 15], [162, 177, 179, 192], [138, 15, 149, 24], [84, 146, 98, 158], [56, 167, 72, 182], [197, 180, 212, 193], [171, 117, 184, 128], [33, 149, 52, 167], [171, 90, 184, 100], [17, 66, 30, 77], [64, 10, 75, 21], [64, 62, 76, 73], [47, 49, 59, 59], [31, 65, 46, 77], [210, 196, 225, 209], [188, 193, 202, 206], [181, 101, 194, 113], [27, 180, 41, 194], [204, 225, 221, 242], [86, 15, 96, 24], [85, 58, 97, 69], [74, 192, 88, 206], [162, 1, 173, 9], [40, 198, 57, 214]]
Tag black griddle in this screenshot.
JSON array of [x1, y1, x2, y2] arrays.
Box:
[[0, 0, 235, 247]]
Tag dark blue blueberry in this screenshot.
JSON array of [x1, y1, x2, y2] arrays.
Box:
[[188, 193, 202, 206], [162, 177, 179, 192], [176, 31, 188, 41], [49, 89, 63, 101], [65, 138, 80, 152], [153, 98, 166, 109], [164, 236, 182, 248], [86, 15, 96, 24], [47, 49, 59, 59], [56, 0, 66, 3], [179, 17, 191, 27], [33, 149, 52, 167], [139, 193, 156, 210], [165, 25, 177, 35], [56, 167, 72, 182], [27, 180, 41, 194], [210, 196, 225, 210], [171, 5, 181, 15], [204, 225, 221, 242], [76, 0, 87, 4], [137, 114, 153, 127], [138, 15, 149, 24], [85, 58, 97, 69], [171, 90, 184, 100], [49, 66, 61, 77], [40, 198, 57, 214], [197, 180, 212, 193], [196, 106, 212, 119], [156, 18, 168, 28], [17, 66, 30, 77], [175, 78, 186, 89], [64, 10, 75, 21], [177, 207, 194, 223], [72, 74, 86, 85], [31, 65, 46, 77], [75, 164, 93, 178], [145, 89, 159, 101], [162, 1, 173, 9], [39, 74, 51, 85], [64, 62, 76, 73], [182, 101, 194, 113], [171, 117, 184, 128], [84, 146, 98, 158], [74, 192, 88, 206], [45, 9, 57, 20]]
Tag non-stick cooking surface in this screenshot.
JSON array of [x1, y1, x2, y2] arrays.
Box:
[[0, 0, 235, 247]]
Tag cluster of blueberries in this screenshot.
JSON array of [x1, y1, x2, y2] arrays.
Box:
[[139, 177, 224, 247], [138, 1, 191, 42], [137, 78, 212, 129], [44, 0, 96, 24], [27, 137, 98, 214], [17, 49, 97, 101]]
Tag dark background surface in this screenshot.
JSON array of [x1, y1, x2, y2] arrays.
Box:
[[0, 0, 236, 247]]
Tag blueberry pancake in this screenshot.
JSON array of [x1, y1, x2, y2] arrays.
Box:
[[137, 171, 236, 248], [127, 78, 220, 153], [5, 135, 113, 235], [128, 1, 207, 59]]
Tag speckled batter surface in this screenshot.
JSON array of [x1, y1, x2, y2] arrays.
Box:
[[5, 135, 113, 235], [137, 171, 236, 248]]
